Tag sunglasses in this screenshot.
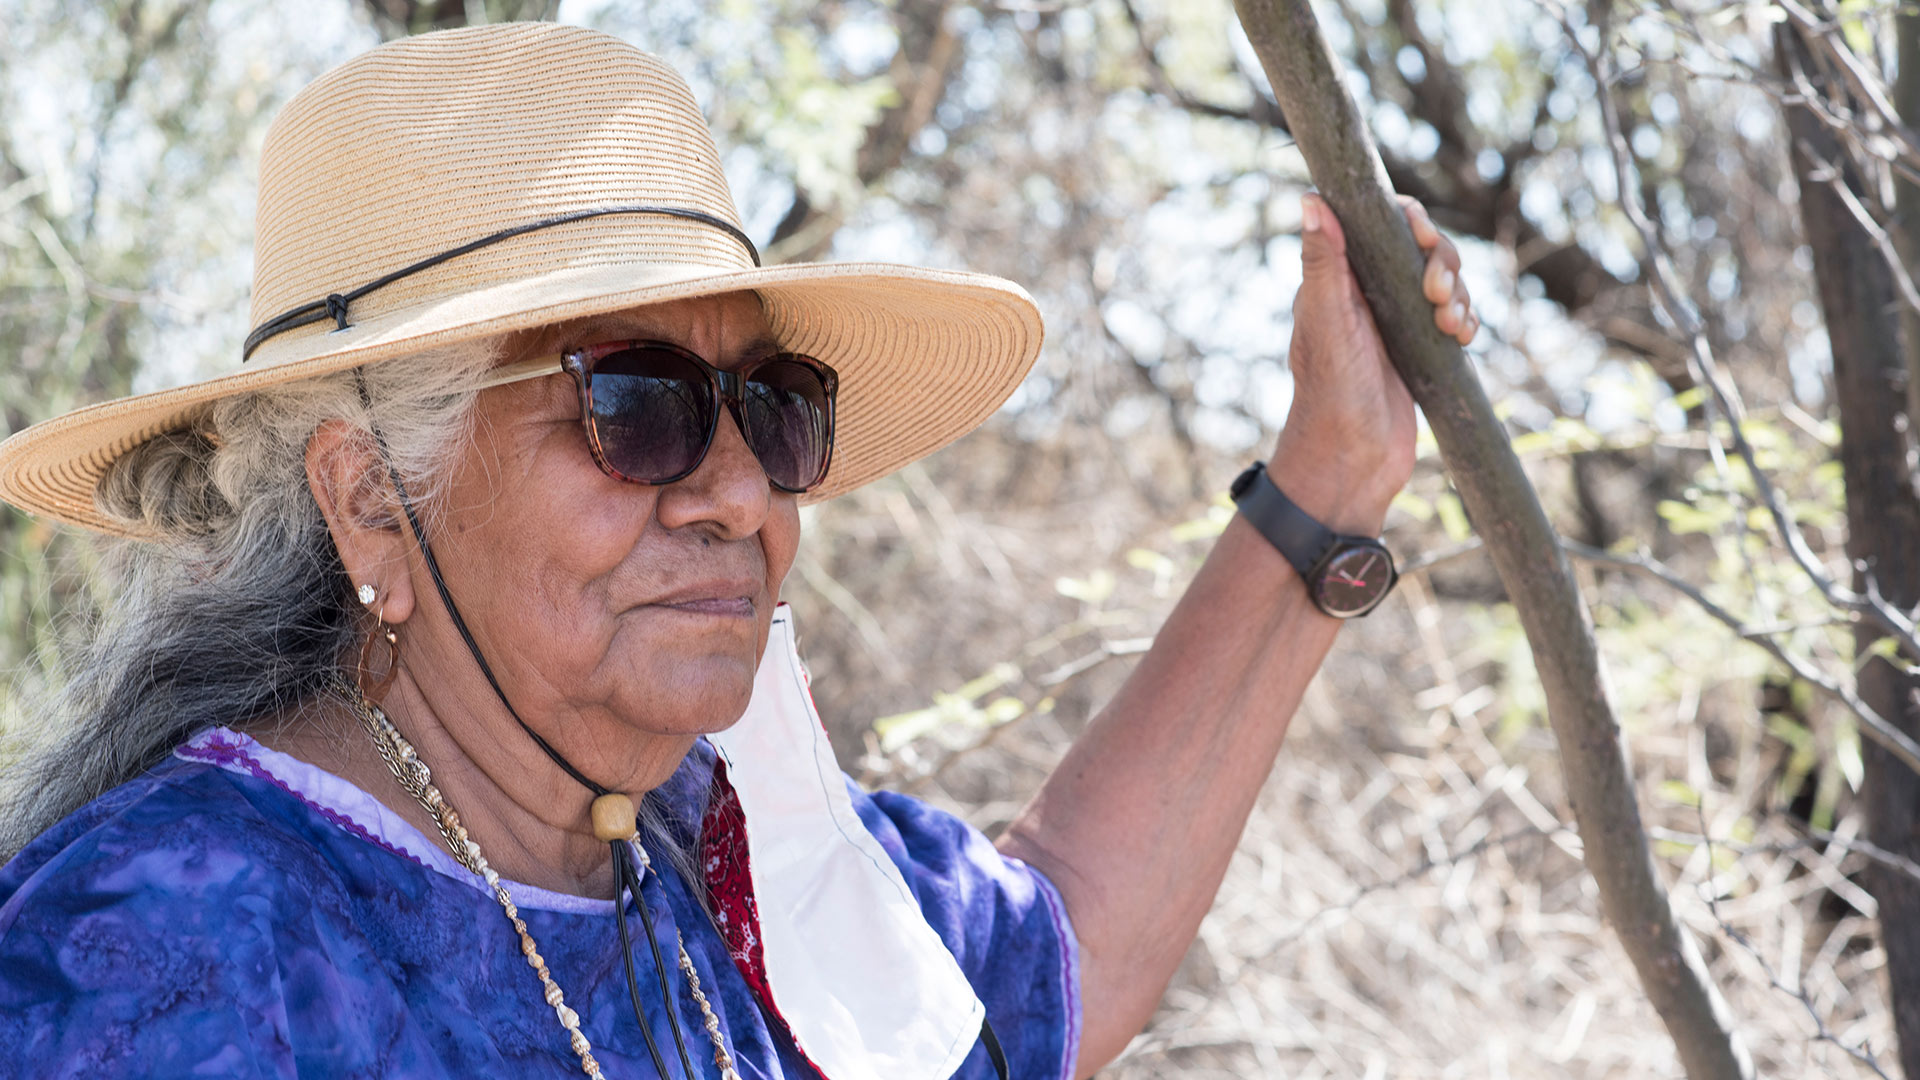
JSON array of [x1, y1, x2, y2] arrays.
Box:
[[479, 340, 838, 493]]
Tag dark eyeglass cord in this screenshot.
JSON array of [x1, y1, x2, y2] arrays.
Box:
[[357, 375, 1009, 1079]]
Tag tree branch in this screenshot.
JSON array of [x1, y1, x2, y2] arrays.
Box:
[[1407, 534, 1920, 776], [1795, 140, 1920, 320], [769, 0, 964, 263], [1563, 539, 1920, 776], [1570, 11, 1920, 665], [1694, 806, 1897, 1079], [1229, 0, 1752, 1075]]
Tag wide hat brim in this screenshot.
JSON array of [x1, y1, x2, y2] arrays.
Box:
[[0, 22, 1044, 538], [0, 259, 1044, 538]]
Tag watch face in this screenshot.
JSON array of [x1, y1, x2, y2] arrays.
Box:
[[1312, 544, 1395, 617]]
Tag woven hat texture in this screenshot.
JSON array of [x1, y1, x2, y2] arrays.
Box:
[[0, 22, 1043, 536]]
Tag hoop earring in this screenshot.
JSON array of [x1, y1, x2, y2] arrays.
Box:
[[359, 607, 402, 703]]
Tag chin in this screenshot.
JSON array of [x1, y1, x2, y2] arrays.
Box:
[[625, 661, 760, 736]]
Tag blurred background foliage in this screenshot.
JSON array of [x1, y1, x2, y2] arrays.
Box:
[[1, 0, 1913, 1074]]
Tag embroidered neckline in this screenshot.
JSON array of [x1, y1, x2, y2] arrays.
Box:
[[177, 727, 616, 914]]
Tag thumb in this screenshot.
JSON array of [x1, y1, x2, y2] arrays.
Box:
[[1297, 192, 1357, 305]]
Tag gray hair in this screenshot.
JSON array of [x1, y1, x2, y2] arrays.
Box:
[[0, 344, 705, 888]]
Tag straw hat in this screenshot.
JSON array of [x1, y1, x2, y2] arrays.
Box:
[[0, 23, 1043, 537]]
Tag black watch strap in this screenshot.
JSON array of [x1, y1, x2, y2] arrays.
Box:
[[1229, 462, 1337, 578], [1230, 462, 1399, 618]]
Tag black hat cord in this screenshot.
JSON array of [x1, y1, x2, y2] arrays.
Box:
[[295, 215, 1010, 1080], [389, 461, 1009, 1080], [355, 399, 1011, 1080], [361, 422, 695, 1080]]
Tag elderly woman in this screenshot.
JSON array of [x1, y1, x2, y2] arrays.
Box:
[[0, 23, 1474, 1080]]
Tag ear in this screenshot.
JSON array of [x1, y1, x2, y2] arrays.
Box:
[[306, 418, 418, 625]]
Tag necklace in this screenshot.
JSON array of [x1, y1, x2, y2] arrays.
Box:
[[344, 685, 742, 1080]]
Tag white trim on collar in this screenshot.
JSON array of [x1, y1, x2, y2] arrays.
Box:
[[175, 606, 987, 1079]]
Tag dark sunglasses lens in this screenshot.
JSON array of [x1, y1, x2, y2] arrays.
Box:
[[741, 360, 832, 491], [589, 348, 714, 482]]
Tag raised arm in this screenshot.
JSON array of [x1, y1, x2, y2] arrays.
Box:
[[996, 194, 1474, 1076]]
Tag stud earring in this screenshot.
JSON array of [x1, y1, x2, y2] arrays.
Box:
[[357, 583, 377, 606]]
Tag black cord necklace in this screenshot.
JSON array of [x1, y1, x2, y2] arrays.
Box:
[[364, 413, 1009, 1079], [382, 459, 699, 1080]]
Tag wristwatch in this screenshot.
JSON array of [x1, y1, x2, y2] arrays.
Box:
[[1230, 462, 1398, 618]]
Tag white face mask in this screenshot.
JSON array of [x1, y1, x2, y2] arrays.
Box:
[[710, 606, 985, 1080]]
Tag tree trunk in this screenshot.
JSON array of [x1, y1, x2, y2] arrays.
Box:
[[1788, 21, 1920, 1076], [1899, 13, 1920, 433], [1229, 0, 1753, 1076]]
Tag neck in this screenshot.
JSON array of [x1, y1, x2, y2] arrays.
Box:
[[255, 677, 695, 899]]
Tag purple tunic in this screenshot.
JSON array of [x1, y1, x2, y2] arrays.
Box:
[[0, 729, 1080, 1079]]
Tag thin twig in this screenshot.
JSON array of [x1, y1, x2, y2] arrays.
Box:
[[1561, 538, 1920, 776], [1558, 4, 1920, 665], [1651, 820, 1920, 892], [1796, 140, 1920, 317], [1409, 532, 1920, 773], [1777, 0, 1912, 147], [1695, 803, 1896, 1078], [1263, 824, 1577, 950]]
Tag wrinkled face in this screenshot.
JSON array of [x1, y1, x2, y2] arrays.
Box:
[[429, 291, 802, 761]]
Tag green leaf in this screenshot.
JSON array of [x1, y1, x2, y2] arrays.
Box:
[[1391, 491, 1434, 523], [1055, 570, 1116, 605], [955, 662, 1022, 702], [1658, 498, 1729, 535], [1126, 547, 1174, 575], [1436, 493, 1472, 542], [979, 696, 1027, 726], [1509, 430, 1555, 457], [872, 663, 1023, 751], [1127, 547, 1177, 596], [1654, 839, 1695, 860], [1865, 635, 1904, 662], [873, 705, 947, 751], [1836, 717, 1864, 792], [1170, 505, 1232, 542], [1658, 779, 1702, 807]]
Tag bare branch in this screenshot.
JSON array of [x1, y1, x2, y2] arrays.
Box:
[[1694, 805, 1897, 1079], [1561, 539, 1920, 777], [1562, 5, 1920, 664], [1231, 0, 1752, 1073], [1777, 0, 1912, 149], [1263, 824, 1578, 950], [1795, 140, 1920, 317], [1407, 531, 1920, 775]]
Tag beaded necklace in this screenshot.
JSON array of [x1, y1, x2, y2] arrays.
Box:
[[344, 684, 742, 1080]]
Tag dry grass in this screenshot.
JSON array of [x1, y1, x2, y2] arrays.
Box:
[[799, 437, 1898, 1080]]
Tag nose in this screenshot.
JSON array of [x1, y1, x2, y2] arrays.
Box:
[[651, 404, 775, 539]]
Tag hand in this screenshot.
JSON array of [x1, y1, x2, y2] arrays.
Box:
[[1268, 193, 1473, 534]]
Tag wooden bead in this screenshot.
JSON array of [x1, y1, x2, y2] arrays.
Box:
[[590, 793, 638, 841], [353, 693, 735, 1079]]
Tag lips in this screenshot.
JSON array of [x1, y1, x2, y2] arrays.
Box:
[[658, 595, 755, 617], [649, 579, 758, 617]]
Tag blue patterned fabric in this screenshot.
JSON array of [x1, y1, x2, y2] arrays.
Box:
[[0, 729, 1079, 1079]]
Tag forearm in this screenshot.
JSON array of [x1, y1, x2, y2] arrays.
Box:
[[997, 442, 1392, 1075]]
